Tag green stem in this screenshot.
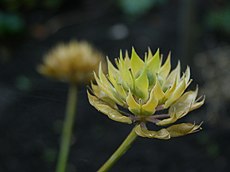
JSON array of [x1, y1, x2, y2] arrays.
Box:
[[98, 126, 138, 172], [56, 84, 77, 172]]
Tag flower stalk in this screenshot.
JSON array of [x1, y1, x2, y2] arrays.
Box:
[[98, 126, 138, 172], [56, 84, 77, 172]]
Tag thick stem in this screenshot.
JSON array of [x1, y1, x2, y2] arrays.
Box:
[[56, 84, 77, 172], [98, 126, 138, 172]]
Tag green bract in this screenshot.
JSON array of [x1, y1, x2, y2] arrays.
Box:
[[88, 47, 205, 139]]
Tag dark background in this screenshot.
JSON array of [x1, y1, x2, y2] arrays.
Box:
[[0, 0, 230, 171]]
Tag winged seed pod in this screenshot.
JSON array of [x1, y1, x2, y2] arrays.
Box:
[[88, 47, 205, 139], [38, 40, 104, 84]]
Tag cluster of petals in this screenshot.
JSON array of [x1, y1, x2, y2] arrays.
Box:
[[88, 47, 204, 139], [38, 40, 104, 83]]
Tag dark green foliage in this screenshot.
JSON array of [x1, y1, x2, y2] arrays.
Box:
[[0, 12, 25, 37], [0, 0, 62, 11], [206, 5, 230, 35], [117, 0, 167, 18]]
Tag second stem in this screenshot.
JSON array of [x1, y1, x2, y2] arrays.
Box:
[[56, 84, 77, 172]]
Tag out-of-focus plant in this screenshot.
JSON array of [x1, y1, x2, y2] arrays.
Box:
[[206, 5, 230, 35], [88, 47, 204, 171], [38, 40, 105, 172], [0, 12, 25, 38], [117, 0, 167, 19], [195, 47, 230, 127]]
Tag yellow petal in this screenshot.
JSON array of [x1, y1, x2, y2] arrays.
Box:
[[124, 51, 131, 67], [142, 86, 158, 115], [185, 66, 191, 84], [163, 61, 181, 89], [107, 57, 118, 86], [99, 63, 125, 105], [126, 90, 141, 115], [117, 53, 134, 90], [156, 113, 177, 126], [169, 89, 198, 118], [114, 84, 128, 101], [98, 63, 111, 87], [135, 124, 170, 139], [119, 49, 124, 61], [122, 69, 134, 90], [87, 91, 132, 124], [166, 123, 202, 137], [159, 52, 171, 79], [141, 80, 164, 115], [191, 96, 205, 111], [147, 48, 161, 73], [107, 58, 127, 100], [153, 79, 165, 100], [115, 50, 124, 70], [134, 67, 149, 100], [147, 47, 153, 59], [98, 63, 119, 98], [164, 77, 187, 108], [158, 88, 203, 126], [91, 82, 117, 108], [130, 47, 144, 76], [94, 72, 123, 106], [164, 77, 177, 99]]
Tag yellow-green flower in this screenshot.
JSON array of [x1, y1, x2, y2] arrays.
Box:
[[88, 47, 205, 139], [38, 40, 104, 84]]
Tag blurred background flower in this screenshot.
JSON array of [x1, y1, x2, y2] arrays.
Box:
[[0, 0, 229, 172], [38, 40, 104, 84]]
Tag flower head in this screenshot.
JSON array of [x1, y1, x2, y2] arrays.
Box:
[[87, 47, 205, 139], [38, 40, 104, 84]]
